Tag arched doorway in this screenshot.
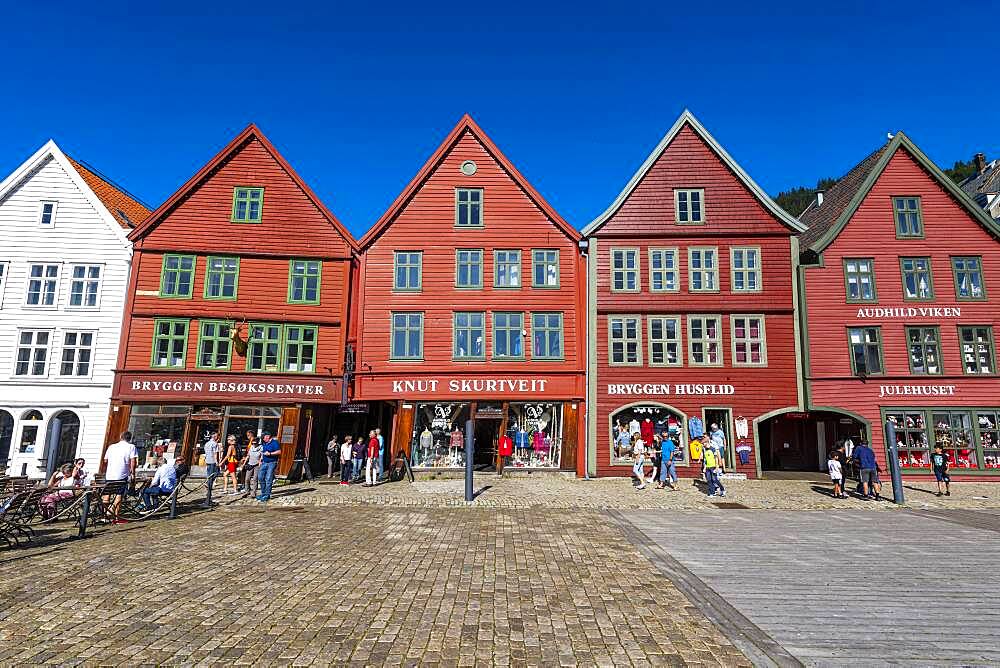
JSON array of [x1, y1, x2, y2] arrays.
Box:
[[609, 402, 686, 466], [46, 410, 81, 468], [758, 409, 868, 472], [0, 410, 13, 467]]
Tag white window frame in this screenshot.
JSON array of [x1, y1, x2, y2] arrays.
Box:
[[687, 315, 723, 367], [649, 248, 679, 293], [67, 264, 104, 309], [648, 316, 682, 367], [59, 330, 97, 378], [730, 247, 762, 293], [38, 201, 58, 227], [674, 189, 705, 224], [688, 247, 719, 293], [731, 314, 767, 367], [608, 315, 642, 366], [610, 248, 640, 293], [13, 329, 53, 377], [24, 263, 61, 308], [0, 261, 8, 309]]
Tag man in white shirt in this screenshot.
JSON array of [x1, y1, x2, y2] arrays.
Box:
[[103, 431, 138, 524], [203, 432, 221, 489]]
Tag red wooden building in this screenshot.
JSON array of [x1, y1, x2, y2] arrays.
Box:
[[798, 132, 1000, 479], [353, 115, 586, 474], [583, 111, 806, 478], [106, 124, 358, 476]]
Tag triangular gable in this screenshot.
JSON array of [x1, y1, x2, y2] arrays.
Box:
[[359, 114, 579, 249], [583, 110, 805, 236], [803, 132, 1000, 254], [130, 124, 358, 251], [0, 140, 133, 250]]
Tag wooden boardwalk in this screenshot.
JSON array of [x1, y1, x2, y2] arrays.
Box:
[[618, 509, 1000, 667]]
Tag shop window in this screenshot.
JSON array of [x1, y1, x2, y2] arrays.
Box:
[[390, 312, 423, 360], [532, 249, 559, 288], [886, 411, 930, 468], [610, 404, 684, 466], [455, 188, 483, 227], [649, 248, 678, 292], [674, 189, 704, 224], [732, 315, 766, 366], [506, 403, 562, 468], [906, 327, 941, 375], [608, 315, 641, 365], [287, 260, 321, 304], [730, 247, 761, 293], [893, 196, 923, 238], [59, 331, 94, 376], [204, 256, 239, 300], [455, 249, 483, 289], [283, 325, 317, 373], [223, 406, 281, 459], [952, 256, 986, 301], [688, 315, 721, 366], [648, 316, 681, 366], [127, 404, 191, 469], [18, 409, 44, 454], [151, 319, 189, 368], [847, 326, 883, 376], [393, 251, 422, 292], [68, 265, 102, 307], [231, 187, 264, 223], [14, 329, 51, 376], [843, 258, 877, 303], [197, 320, 232, 370], [933, 411, 976, 469], [453, 312, 485, 360], [159, 255, 195, 298], [978, 410, 1000, 470], [493, 312, 524, 359], [247, 323, 281, 372], [25, 263, 60, 306], [899, 257, 933, 301], [688, 247, 718, 292], [494, 250, 521, 288], [411, 403, 471, 467], [610, 248, 640, 292], [38, 200, 57, 227], [531, 312, 563, 360], [959, 326, 995, 375]]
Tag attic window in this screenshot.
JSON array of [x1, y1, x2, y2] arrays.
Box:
[[893, 197, 923, 238], [38, 201, 57, 227], [674, 189, 704, 224], [232, 187, 264, 223]]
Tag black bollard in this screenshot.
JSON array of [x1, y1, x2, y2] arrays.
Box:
[[203, 474, 214, 508], [884, 420, 905, 505], [465, 418, 474, 502], [77, 492, 90, 538], [169, 488, 178, 519]]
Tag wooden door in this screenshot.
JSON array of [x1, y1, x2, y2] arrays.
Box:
[[561, 402, 578, 471], [277, 406, 300, 476], [394, 403, 414, 457]]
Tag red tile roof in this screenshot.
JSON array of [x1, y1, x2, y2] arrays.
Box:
[[68, 157, 151, 229]]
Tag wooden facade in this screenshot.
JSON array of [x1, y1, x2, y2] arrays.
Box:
[[584, 112, 805, 479], [353, 115, 586, 473], [108, 125, 357, 476]]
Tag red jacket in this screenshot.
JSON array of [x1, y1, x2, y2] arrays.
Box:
[[498, 435, 513, 457]]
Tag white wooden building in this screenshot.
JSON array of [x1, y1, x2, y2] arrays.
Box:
[[0, 141, 149, 478]]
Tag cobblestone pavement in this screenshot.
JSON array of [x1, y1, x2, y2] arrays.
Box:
[[0, 507, 749, 667]]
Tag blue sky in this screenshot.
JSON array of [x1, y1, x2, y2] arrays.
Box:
[[1, 1, 996, 237]]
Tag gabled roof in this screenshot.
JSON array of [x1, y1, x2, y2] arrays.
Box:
[[959, 158, 1000, 204], [798, 132, 1000, 254], [130, 123, 358, 250], [583, 110, 806, 236], [359, 114, 579, 249], [67, 157, 150, 229]]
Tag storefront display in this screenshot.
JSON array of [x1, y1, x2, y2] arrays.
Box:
[[504, 403, 562, 469], [128, 405, 189, 468], [888, 408, 1000, 471], [410, 403, 471, 468], [609, 404, 684, 465]]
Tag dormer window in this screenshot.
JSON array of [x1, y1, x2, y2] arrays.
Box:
[[456, 188, 483, 227], [674, 189, 704, 224], [38, 201, 57, 227], [232, 187, 264, 223]]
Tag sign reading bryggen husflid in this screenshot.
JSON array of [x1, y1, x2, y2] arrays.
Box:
[[106, 124, 357, 476]]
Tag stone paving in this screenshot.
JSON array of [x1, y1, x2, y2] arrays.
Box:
[[0, 506, 749, 667]]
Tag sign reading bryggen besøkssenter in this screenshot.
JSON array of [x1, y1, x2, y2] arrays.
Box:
[[114, 373, 340, 402]]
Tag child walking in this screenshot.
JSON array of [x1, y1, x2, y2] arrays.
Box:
[[827, 451, 846, 498], [931, 444, 951, 497]]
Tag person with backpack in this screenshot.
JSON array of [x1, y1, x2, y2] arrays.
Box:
[[325, 435, 339, 478]]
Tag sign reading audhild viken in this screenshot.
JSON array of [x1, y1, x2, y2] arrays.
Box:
[[606, 383, 736, 396], [856, 306, 961, 319]]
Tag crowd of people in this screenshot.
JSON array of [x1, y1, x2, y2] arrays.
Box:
[[627, 422, 729, 497], [197, 429, 280, 502], [325, 428, 385, 486]]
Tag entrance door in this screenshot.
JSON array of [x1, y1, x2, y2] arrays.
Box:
[[187, 418, 223, 466], [703, 408, 734, 468], [474, 419, 500, 468]]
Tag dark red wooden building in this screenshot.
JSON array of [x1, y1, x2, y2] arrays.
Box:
[[798, 132, 1000, 479], [106, 124, 358, 476], [353, 115, 586, 474], [583, 111, 806, 478]]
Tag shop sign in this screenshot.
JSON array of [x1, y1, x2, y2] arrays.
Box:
[[878, 384, 957, 398], [475, 405, 504, 418], [129, 379, 328, 396], [856, 306, 961, 319], [118, 373, 339, 401], [340, 402, 370, 414], [606, 383, 736, 396], [391, 378, 550, 394]]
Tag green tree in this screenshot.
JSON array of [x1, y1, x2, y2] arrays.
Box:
[[773, 177, 837, 217], [944, 159, 976, 184]]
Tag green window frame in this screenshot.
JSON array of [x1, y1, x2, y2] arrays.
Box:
[[731, 247, 762, 293], [893, 196, 923, 238], [390, 312, 424, 360], [649, 248, 679, 293], [288, 260, 321, 304], [455, 249, 483, 288], [494, 250, 521, 288], [906, 326, 942, 375], [648, 316, 682, 367], [283, 325, 317, 373], [899, 257, 933, 301], [732, 315, 767, 366], [196, 320, 233, 370], [608, 315, 642, 366], [159, 254, 196, 298], [951, 256, 986, 301], [393, 251, 422, 292], [204, 256, 239, 301], [885, 410, 932, 468], [246, 323, 282, 372], [688, 315, 722, 366], [453, 312, 485, 360], [847, 326, 884, 376], [531, 312, 563, 360], [493, 312, 524, 359], [532, 249, 560, 288], [231, 187, 264, 223], [958, 326, 995, 375], [455, 188, 483, 227], [843, 258, 877, 303], [610, 248, 640, 292], [151, 318, 189, 368], [675, 188, 705, 224], [688, 247, 719, 292]]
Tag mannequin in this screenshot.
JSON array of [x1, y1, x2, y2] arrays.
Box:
[[640, 418, 655, 445], [629, 418, 641, 436], [515, 422, 530, 462]]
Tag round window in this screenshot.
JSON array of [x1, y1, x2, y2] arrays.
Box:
[[460, 160, 478, 176]]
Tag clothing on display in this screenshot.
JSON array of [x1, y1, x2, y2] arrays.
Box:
[[611, 404, 685, 465], [640, 419, 655, 445], [411, 403, 470, 468], [629, 419, 641, 436], [504, 402, 562, 468], [688, 416, 704, 439], [689, 438, 703, 461], [498, 435, 513, 457], [734, 416, 749, 439]]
